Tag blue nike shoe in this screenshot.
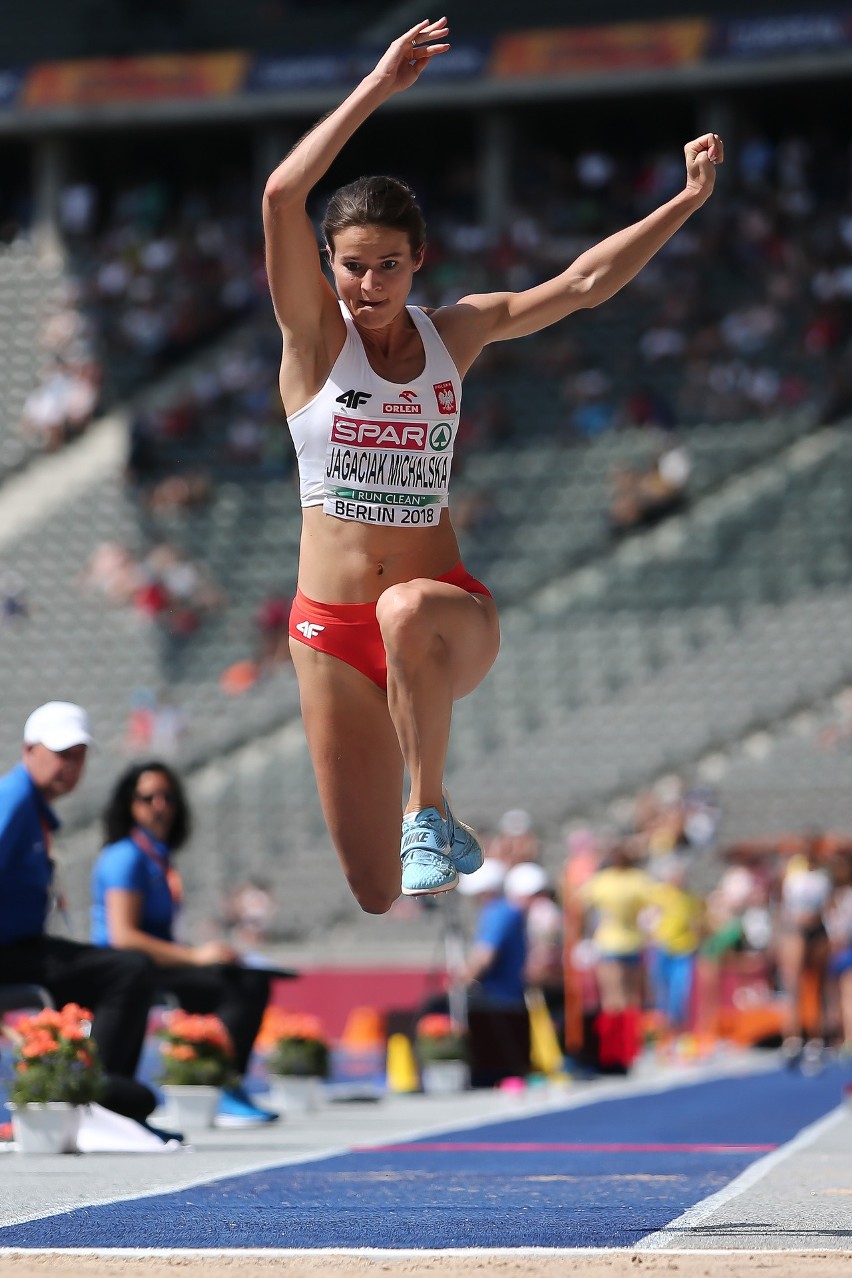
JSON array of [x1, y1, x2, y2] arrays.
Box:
[[400, 807, 459, 896], [443, 794, 483, 876]]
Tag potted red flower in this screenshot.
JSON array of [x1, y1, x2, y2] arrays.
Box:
[[414, 1014, 470, 1094], [156, 1010, 236, 1129], [261, 1010, 330, 1113], [4, 1003, 105, 1153]]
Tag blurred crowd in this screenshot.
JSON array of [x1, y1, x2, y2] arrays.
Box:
[[78, 540, 225, 636], [4, 120, 850, 490], [428, 775, 852, 1076], [18, 176, 263, 456]]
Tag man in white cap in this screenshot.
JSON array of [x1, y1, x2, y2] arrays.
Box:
[[0, 702, 157, 1122], [504, 861, 566, 1034], [454, 858, 531, 1085], [458, 858, 527, 1007]]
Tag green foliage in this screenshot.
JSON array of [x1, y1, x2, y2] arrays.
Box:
[[414, 1013, 469, 1063], [265, 1036, 330, 1078], [7, 1004, 106, 1107]]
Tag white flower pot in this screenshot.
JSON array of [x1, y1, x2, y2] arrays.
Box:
[[420, 1060, 470, 1095], [161, 1084, 221, 1129], [8, 1102, 82, 1154], [266, 1074, 322, 1114]]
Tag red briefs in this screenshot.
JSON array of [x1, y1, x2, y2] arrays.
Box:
[[289, 562, 492, 691]]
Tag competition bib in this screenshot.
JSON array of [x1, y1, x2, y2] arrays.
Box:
[[323, 412, 455, 527]]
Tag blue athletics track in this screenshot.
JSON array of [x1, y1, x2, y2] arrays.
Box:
[[0, 1062, 845, 1251]]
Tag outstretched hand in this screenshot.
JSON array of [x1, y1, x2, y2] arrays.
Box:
[[684, 132, 724, 200], [371, 17, 450, 95]]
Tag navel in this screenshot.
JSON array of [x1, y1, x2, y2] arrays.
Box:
[[376, 563, 384, 577]]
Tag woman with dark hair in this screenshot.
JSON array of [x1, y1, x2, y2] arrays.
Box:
[[91, 761, 277, 1127], [263, 18, 723, 910]]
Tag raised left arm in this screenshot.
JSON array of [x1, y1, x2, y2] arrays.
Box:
[[448, 133, 723, 351]]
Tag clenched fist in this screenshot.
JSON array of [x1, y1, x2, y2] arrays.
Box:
[[684, 133, 724, 200]]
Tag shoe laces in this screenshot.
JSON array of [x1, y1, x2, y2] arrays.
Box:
[[402, 808, 448, 849]]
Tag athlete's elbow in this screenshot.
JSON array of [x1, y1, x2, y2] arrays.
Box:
[[571, 271, 608, 310], [262, 175, 302, 213]]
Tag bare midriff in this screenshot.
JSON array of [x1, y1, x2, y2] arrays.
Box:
[[296, 505, 462, 603]]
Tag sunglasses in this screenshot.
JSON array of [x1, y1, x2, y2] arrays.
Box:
[[134, 790, 176, 804]]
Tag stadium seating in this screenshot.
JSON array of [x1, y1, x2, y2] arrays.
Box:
[[0, 240, 69, 479], [702, 695, 852, 843]]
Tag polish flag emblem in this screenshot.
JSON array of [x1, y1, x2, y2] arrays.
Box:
[[433, 382, 457, 415]]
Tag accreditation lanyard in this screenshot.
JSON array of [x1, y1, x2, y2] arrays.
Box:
[[131, 826, 184, 909], [38, 807, 72, 934]]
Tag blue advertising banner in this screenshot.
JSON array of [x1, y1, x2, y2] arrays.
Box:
[[0, 68, 24, 110], [247, 41, 491, 96], [712, 9, 852, 59], [349, 40, 491, 82], [246, 52, 349, 93]]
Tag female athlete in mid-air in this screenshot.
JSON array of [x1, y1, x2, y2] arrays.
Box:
[[263, 17, 723, 911]]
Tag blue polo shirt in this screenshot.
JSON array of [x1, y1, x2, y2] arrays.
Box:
[[91, 835, 175, 946], [0, 763, 59, 943], [474, 897, 527, 1004]]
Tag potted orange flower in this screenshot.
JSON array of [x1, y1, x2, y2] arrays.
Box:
[[261, 1010, 330, 1113], [156, 1010, 236, 1129], [4, 1003, 105, 1153], [414, 1014, 470, 1094]]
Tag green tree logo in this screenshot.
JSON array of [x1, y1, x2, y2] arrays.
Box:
[[429, 424, 452, 452]]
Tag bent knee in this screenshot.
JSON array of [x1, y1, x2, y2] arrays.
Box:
[[347, 877, 400, 916], [376, 582, 438, 658], [375, 581, 423, 632]]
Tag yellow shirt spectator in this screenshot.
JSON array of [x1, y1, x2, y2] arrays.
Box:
[[581, 866, 656, 956], [648, 881, 704, 955]]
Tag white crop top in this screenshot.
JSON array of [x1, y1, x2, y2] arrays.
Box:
[[287, 303, 462, 528]]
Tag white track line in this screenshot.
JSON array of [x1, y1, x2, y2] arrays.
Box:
[[637, 1105, 846, 1250], [0, 1246, 849, 1260]]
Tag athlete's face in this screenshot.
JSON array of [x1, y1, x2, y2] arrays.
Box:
[[329, 225, 423, 328]]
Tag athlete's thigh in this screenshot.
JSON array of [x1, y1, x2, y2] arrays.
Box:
[[444, 588, 500, 698], [381, 579, 501, 700], [291, 640, 405, 910]]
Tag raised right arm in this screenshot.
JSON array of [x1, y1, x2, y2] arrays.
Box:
[[262, 19, 450, 402]]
